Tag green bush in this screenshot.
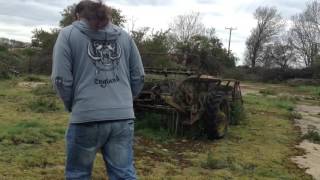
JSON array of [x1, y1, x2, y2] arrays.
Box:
[[0, 45, 8, 52], [135, 113, 172, 141], [0, 48, 22, 78], [135, 113, 164, 130], [230, 101, 246, 125], [0, 71, 10, 79]]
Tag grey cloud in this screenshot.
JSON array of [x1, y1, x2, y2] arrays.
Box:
[[196, 0, 219, 4], [270, 0, 307, 10], [0, 15, 54, 27], [108, 0, 173, 6], [0, 24, 33, 42], [22, 0, 69, 7], [237, 0, 308, 18], [0, 0, 64, 26], [0, 26, 25, 34], [203, 11, 223, 17]]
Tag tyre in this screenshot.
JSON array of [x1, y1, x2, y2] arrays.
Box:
[[205, 94, 230, 140]]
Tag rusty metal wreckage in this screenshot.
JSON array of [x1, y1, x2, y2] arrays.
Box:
[[134, 53, 243, 140]]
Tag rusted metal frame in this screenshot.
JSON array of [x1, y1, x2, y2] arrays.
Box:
[[134, 104, 176, 112], [144, 68, 196, 76]]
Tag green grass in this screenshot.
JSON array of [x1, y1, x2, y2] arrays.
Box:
[[23, 75, 45, 82], [27, 97, 60, 113], [136, 128, 172, 142], [0, 120, 64, 145], [0, 76, 314, 179], [31, 83, 56, 96], [259, 88, 278, 96], [135, 113, 173, 141], [294, 85, 320, 97], [0, 78, 68, 179], [244, 93, 295, 113], [181, 93, 308, 179], [202, 151, 229, 170]]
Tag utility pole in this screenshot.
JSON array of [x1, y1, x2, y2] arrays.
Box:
[[225, 27, 237, 56]]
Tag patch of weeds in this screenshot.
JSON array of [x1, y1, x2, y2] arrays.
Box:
[[13, 148, 53, 168], [289, 111, 302, 120], [0, 120, 65, 145], [302, 130, 320, 144], [278, 95, 299, 102], [28, 97, 60, 113], [23, 75, 44, 82], [275, 100, 294, 111], [295, 85, 320, 97], [31, 83, 56, 97], [245, 94, 295, 112], [230, 101, 247, 125], [202, 153, 257, 175], [16, 150, 51, 168], [7, 78, 19, 87], [202, 151, 229, 169], [259, 89, 277, 96]]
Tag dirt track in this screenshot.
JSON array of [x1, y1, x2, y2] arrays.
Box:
[[292, 104, 320, 180]]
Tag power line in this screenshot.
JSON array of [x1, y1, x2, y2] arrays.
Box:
[[225, 27, 237, 56]]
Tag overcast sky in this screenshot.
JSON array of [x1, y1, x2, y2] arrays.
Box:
[[0, 0, 308, 63]]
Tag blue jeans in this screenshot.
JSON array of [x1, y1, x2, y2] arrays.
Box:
[[65, 119, 136, 180]]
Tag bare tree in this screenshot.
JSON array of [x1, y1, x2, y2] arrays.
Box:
[[289, 1, 320, 67], [169, 12, 206, 44], [269, 38, 296, 70], [258, 44, 274, 69], [305, 1, 320, 33], [245, 6, 284, 68]]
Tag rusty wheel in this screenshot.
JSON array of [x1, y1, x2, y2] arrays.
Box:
[[205, 95, 230, 139]]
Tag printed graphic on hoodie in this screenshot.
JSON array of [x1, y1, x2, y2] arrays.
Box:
[[88, 39, 122, 88]]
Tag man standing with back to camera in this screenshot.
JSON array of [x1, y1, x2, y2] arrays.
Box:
[[51, 0, 144, 179]]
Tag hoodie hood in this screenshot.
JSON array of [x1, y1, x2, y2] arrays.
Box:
[[72, 20, 121, 40]]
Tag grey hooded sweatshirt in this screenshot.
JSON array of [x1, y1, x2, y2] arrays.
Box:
[[51, 20, 144, 123]]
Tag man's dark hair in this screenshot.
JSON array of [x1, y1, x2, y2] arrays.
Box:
[[74, 0, 111, 30]]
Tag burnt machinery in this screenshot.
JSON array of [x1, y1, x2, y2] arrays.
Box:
[[134, 67, 243, 139]]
